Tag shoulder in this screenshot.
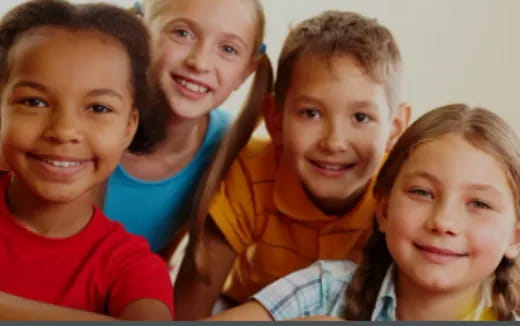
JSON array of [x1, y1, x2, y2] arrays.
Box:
[[234, 138, 277, 179], [218, 138, 277, 201], [253, 260, 356, 320], [207, 109, 232, 139], [90, 208, 153, 254]]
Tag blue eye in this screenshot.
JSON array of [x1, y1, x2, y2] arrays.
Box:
[[469, 200, 492, 210], [89, 104, 112, 113], [409, 188, 433, 199], [300, 108, 320, 120], [353, 112, 371, 123], [222, 45, 238, 55], [19, 97, 47, 108], [174, 29, 191, 38]]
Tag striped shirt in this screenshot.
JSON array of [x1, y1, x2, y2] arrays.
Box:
[[209, 139, 376, 302]]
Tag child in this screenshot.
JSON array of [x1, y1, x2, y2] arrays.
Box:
[[0, 0, 173, 320], [101, 0, 272, 254], [175, 10, 410, 319], [210, 104, 520, 321]]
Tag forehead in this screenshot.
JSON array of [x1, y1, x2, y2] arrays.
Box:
[[400, 133, 511, 192], [6, 27, 131, 90], [285, 54, 389, 110], [153, 0, 257, 41]]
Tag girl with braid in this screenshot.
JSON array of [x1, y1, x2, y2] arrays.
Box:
[[209, 104, 520, 321]]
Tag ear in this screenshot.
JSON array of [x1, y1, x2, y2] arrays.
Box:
[[122, 109, 139, 149], [386, 102, 412, 152], [263, 93, 283, 146], [504, 223, 520, 259], [375, 195, 390, 233]]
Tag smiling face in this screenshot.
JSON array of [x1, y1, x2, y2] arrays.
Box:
[[148, 0, 258, 119], [378, 133, 520, 295], [0, 27, 138, 204], [271, 54, 404, 215]]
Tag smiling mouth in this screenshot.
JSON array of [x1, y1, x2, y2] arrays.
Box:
[[28, 153, 91, 168], [173, 75, 211, 94], [414, 243, 468, 257], [310, 160, 357, 172]]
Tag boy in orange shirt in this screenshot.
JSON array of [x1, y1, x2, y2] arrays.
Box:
[[175, 10, 410, 320]]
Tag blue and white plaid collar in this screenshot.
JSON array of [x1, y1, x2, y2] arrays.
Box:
[[371, 264, 398, 321]]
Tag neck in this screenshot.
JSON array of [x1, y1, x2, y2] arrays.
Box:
[[153, 113, 209, 155], [6, 176, 93, 238], [309, 184, 367, 217], [395, 270, 482, 320]]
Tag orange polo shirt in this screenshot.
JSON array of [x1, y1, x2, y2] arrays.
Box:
[[209, 139, 376, 302]]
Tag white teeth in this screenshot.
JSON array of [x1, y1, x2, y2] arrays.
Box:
[[178, 78, 209, 93], [319, 163, 344, 171], [45, 159, 82, 168]]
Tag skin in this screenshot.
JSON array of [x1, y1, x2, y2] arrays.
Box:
[[377, 133, 520, 320], [119, 0, 259, 182], [206, 132, 520, 322], [0, 27, 170, 320], [267, 54, 408, 216], [175, 53, 409, 320]]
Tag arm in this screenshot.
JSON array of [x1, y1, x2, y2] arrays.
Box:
[[0, 292, 170, 321], [204, 300, 273, 321], [174, 218, 237, 320]]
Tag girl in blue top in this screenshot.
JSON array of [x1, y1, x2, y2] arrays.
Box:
[[102, 0, 272, 253]]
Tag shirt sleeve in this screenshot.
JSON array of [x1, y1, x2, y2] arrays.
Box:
[[209, 156, 258, 255], [107, 236, 174, 318], [253, 260, 356, 320]]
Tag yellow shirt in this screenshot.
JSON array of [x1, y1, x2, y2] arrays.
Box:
[[209, 139, 376, 302]]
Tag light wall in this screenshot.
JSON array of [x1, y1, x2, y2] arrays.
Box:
[[1, 0, 518, 134]]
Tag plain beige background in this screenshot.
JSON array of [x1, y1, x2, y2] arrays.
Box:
[[1, 0, 518, 135]]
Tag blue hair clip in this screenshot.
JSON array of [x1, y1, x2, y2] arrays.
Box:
[[134, 1, 143, 16], [259, 43, 267, 54]]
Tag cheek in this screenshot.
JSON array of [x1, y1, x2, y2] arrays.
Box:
[[386, 194, 425, 236], [468, 220, 514, 256], [281, 123, 314, 156], [218, 60, 251, 90], [90, 123, 130, 159]]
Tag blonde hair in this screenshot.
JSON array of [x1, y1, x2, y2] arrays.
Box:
[[344, 104, 520, 320], [140, 0, 274, 273], [275, 10, 402, 112]]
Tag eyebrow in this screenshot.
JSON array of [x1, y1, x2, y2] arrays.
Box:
[[13, 80, 123, 101], [86, 89, 123, 101], [293, 95, 326, 108], [402, 171, 439, 185], [403, 170, 504, 195], [12, 80, 46, 92]]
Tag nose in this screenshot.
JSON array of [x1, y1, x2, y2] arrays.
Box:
[[185, 43, 211, 73], [426, 200, 461, 236], [42, 108, 83, 144], [319, 120, 348, 153]]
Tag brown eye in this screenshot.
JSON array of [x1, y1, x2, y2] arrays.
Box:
[[19, 97, 47, 108], [353, 112, 371, 123], [300, 108, 320, 120], [88, 104, 112, 113]]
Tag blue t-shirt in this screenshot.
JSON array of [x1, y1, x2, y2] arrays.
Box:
[[104, 109, 230, 252]]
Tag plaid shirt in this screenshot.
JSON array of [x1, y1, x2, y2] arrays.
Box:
[[254, 260, 514, 321]]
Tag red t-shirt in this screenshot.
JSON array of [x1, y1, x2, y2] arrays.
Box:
[[0, 173, 174, 317]]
